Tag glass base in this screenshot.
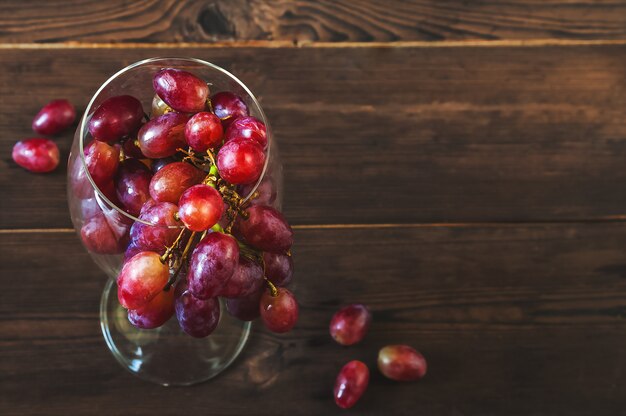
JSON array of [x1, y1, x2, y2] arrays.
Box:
[[100, 278, 251, 386]]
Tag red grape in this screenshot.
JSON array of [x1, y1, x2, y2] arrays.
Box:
[[82, 139, 120, 189], [188, 232, 239, 299], [98, 179, 122, 206], [128, 287, 176, 329], [115, 159, 152, 216], [175, 283, 220, 338], [88, 95, 144, 143], [138, 112, 189, 159], [329, 304, 371, 346], [12, 138, 59, 173], [80, 197, 101, 220], [129, 201, 181, 251], [122, 138, 144, 159], [239, 175, 277, 207], [139, 198, 158, 215], [117, 251, 169, 309], [124, 240, 145, 260], [211, 91, 248, 127], [259, 287, 298, 333], [149, 161, 204, 203], [334, 360, 369, 409], [218, 256, 264, 298], [80, 211, 127, 254], [377, 345, 427, 382], [32, 99, 76, 135], [151, 157, 175, 173], [225, 116, 267, 148], [153, 68, 209, 113], [217, 138, 265, 185], [263, 252, 293, 287], [178, 184, 224, 231], [225, 290, 263, 321], [237, 205, 293, 253], [185, 112, 223, 152]]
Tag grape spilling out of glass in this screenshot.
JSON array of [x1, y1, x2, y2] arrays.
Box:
[[72, 67, 297, 337]]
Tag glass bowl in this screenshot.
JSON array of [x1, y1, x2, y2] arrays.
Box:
[[67, 57, 282, 386]]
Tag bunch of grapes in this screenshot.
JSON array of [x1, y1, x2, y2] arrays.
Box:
[[71, 68, 298, 337]]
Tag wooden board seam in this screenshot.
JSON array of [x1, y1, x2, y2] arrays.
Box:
[[1, 39, 626, 50], [4, 217, 626, 233]]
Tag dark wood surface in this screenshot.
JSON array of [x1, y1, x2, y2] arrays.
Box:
[[3, 44, 626, 228], [2, 2, 626, 416], [3, 225, 626, 415], [1, 0, 626, 43]]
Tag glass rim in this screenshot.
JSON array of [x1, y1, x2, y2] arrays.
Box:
[[78, 56, 272, 227]]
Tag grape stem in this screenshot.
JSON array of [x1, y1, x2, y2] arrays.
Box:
[[164, 231, 198, 291], [264, 278, 278, 297], [159, 228, 187, 264]]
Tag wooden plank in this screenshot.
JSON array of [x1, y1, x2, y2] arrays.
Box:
[[2, 45, 626, 228], [1, 224, 626, 415], [1, 1, 626, 43]]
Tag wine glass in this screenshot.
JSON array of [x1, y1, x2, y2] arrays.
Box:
[[67, 57, 282, 386]]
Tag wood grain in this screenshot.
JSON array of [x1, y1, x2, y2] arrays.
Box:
[[2, 45, 626, 228], [2, 224, 626, 415], [1, 1, 626, 44]]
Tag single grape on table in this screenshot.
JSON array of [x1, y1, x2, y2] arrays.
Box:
[[12, 138, 60, 173], [334, 360, 370, 409], [378, 345, 427, 382], [329, 303, 372, 346], [32, 99, 76, 136]]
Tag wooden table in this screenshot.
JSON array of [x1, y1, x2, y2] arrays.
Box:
[[2, 2, 626, 414]]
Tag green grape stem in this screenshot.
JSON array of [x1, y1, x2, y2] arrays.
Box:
[[264, 278, 278, 297]]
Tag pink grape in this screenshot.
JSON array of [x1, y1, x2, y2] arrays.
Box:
[[32, 99, 76, 136], [115, 159, 153, 216], [329, 304, 371, 346], [178, 184, 224, 231], [259, 287, 298, 333], [80, 211, 127, 254], [124, 240, 145, 260], [334, 361, 369, 409], [239, 175, 277, 207], [128, 287, 176, 329], [263, 252, 293, 287], [211, 91, 248, 127], [217, 138, 265, 185], [151, 157, 175, 173], [153, 68, 209, 113], [225, 116, 267, 148], [80, 197, 101, 220], [122, 138, 144, 159], [12, 138, 59, 173], [218, 256, 264, 298], [117, 251, 169, 310], [225, 290, 263, 321], [188, 232, 239, 299], [237, 205, 293, 253], [82, 139, 120, 189], [175, 282, 220, 338], [88, 95, 144, 143], [129, 201, 181, 252], [377, 345, 427, 382], [149, 161, 205, 203], [185, 112, 223, 152], [138, 112, 190, 159]]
